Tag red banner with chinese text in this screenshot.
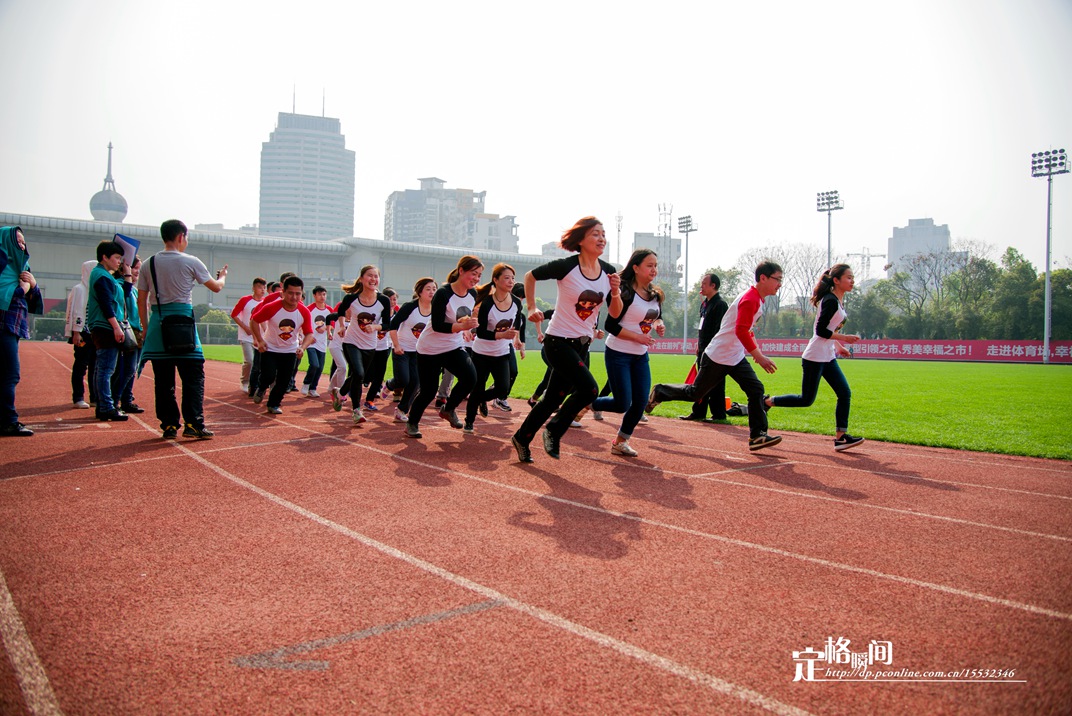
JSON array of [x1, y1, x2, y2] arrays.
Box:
[[647, 339, 1072, 363]]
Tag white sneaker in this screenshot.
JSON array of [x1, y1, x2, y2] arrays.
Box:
[[611, 440, 638, 457], [240, 382, 249, 393], [639, 414, 648, 423], [394, 408, 408, 422], [352, 408, 366, 425], [570, 420, 582, 428], [73, 400, 90, 409], [308, 390, 320, 398], [300, 385, 310, 396], [592, 410, 603, 421]]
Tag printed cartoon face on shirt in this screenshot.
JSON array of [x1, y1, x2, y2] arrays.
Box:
[[455, 306, 472, 320], [357, 312, 376, 330], [639, 308, 660, 334], [411, 322, 426, 339], [494, 319, 513, 334], [575, 290, 604, 321], [278, 318, 296, 342], [314, 316, 326, 334]]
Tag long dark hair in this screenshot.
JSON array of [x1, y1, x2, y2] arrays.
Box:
[[447, 255, 483, 284], [620, 249, 663, 305], [560, 216, 602, 252], [811, 263, 851, 307], [474, 263, 515, 308], [342, 265, 377, 294], [412, 277, 436, 300]]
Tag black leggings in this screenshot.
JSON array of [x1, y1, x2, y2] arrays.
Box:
[[514, 335, 596, 443], [407, 348, 476, 426], [466, 351, 512, 424], [341, 344, 375, 404]]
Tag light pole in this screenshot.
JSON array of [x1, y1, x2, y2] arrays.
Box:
[[816, 190, 843, 267], [1031, 148, 1069, 365], [678, 215, 696, 355]]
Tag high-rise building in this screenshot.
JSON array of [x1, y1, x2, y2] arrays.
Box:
[[384, 177, 519, 252], [886, 218, 950, 275], [633, 231, 681, 281], [259, 112, 355, 241]]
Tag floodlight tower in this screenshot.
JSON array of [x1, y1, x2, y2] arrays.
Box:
[[1031, 148, 1069, 365], [678, 215, 696, 355], [816, 190, 844, 267], [616, 210, 623, 266]]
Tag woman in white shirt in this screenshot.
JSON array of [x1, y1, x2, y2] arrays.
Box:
[[766, 263, 864, 451], [337, 265, 392, 425], [404, 256, 483, 439], [463, 263, 523, 433], [591, 249, 665, 457], [388, 277, 435, 423]]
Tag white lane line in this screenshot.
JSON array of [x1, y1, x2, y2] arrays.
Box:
[[181, 403, 1072, 622], [0, 569, 63, 715], [574, 455, 1072, 543], [136, 419, 810, 716]]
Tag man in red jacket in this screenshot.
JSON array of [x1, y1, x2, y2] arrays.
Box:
[[647, 261, 784, 451]]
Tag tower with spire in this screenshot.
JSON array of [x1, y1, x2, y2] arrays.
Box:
[[89, 142, 128, 222]]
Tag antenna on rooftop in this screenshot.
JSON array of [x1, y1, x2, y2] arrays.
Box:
[[292, 85, 296, 113]]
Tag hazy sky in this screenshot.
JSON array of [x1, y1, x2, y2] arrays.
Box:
[[2, 0, 1070, 284]]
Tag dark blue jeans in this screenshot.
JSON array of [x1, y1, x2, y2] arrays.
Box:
[[773, 358, 851, 431], [0, 330, 20, 426], [303, 348, 325, 391], [592, 346, 650, 438], [92, 328, 129, 414], [652, 355, 768, 439], [112, 348, 139, 406]]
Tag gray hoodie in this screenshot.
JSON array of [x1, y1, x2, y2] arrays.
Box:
[[64, 260, 96, 338]]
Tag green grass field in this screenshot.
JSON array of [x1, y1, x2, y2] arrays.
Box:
[[201, 346, 1072, 460]]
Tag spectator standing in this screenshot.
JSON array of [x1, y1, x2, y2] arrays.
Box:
[[680, 272, 728, 422], [65, 260, 97, 409], [86, 240, 132, 422], [0, 226, 42, 437], [137, 220, 227, 440]]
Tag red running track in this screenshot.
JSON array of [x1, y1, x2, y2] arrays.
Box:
[[1, 342, 1070, 714]]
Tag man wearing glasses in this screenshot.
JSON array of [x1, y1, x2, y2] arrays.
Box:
[[647, 261, 784, 451]]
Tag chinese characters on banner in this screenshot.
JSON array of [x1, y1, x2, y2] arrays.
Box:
[[648, 339, 1072, 364]]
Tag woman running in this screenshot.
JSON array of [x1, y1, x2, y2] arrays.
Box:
[[591, 249, 665, 457], [510, 216, 622, 462], [404, 256, 483, 438], [765, 263, 864, 451], [463, 263, 523, 433], [338, 265, 392, 425], [388, 277, 435, 423]]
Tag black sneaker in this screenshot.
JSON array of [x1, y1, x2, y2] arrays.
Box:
[[252, 390, 265, 404], [97, 409, 129, 422], [834, 434, 865, 452], [0, 422, 33, 437], [404, 422, 422, 439], [463, 421, 475, 434], [511, 435, 533, 463], [266, 406, 283, 415], [748, 433, 782, 451], [435, 397, 447, 410], [542, 428, 561, 459], [121, 402, 145, 414], [645, 388, 661, 414], [678, 413, 704, 421], [182, 424, 214, 439], [162, 425, 179, 440], [439, 408, 463, 429], [479, 401, 489, 417]]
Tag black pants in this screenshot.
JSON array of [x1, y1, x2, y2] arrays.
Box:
[[686, 354, 727, 420], [391, 351, 419, 413], [408, 348, 475, 426], [465, 352, 512, 424], [341, 344, 374, 405], [365, 348, 391, 402], [258, 351, 298, 409], [514, 335, 596, 444], [247, 351, 262, 397], [652, 355, 767, 438], [151, 358, 205, 430], [71, 338, 97, 403]]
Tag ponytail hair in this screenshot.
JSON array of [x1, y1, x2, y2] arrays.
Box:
[[447, 255, 483, 284], [474, 263, 515, 306], [342, 265, 377, 294], [412, 277, 436, 300], [620, 248, 663, 305], [810, 263, 851, 307]]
